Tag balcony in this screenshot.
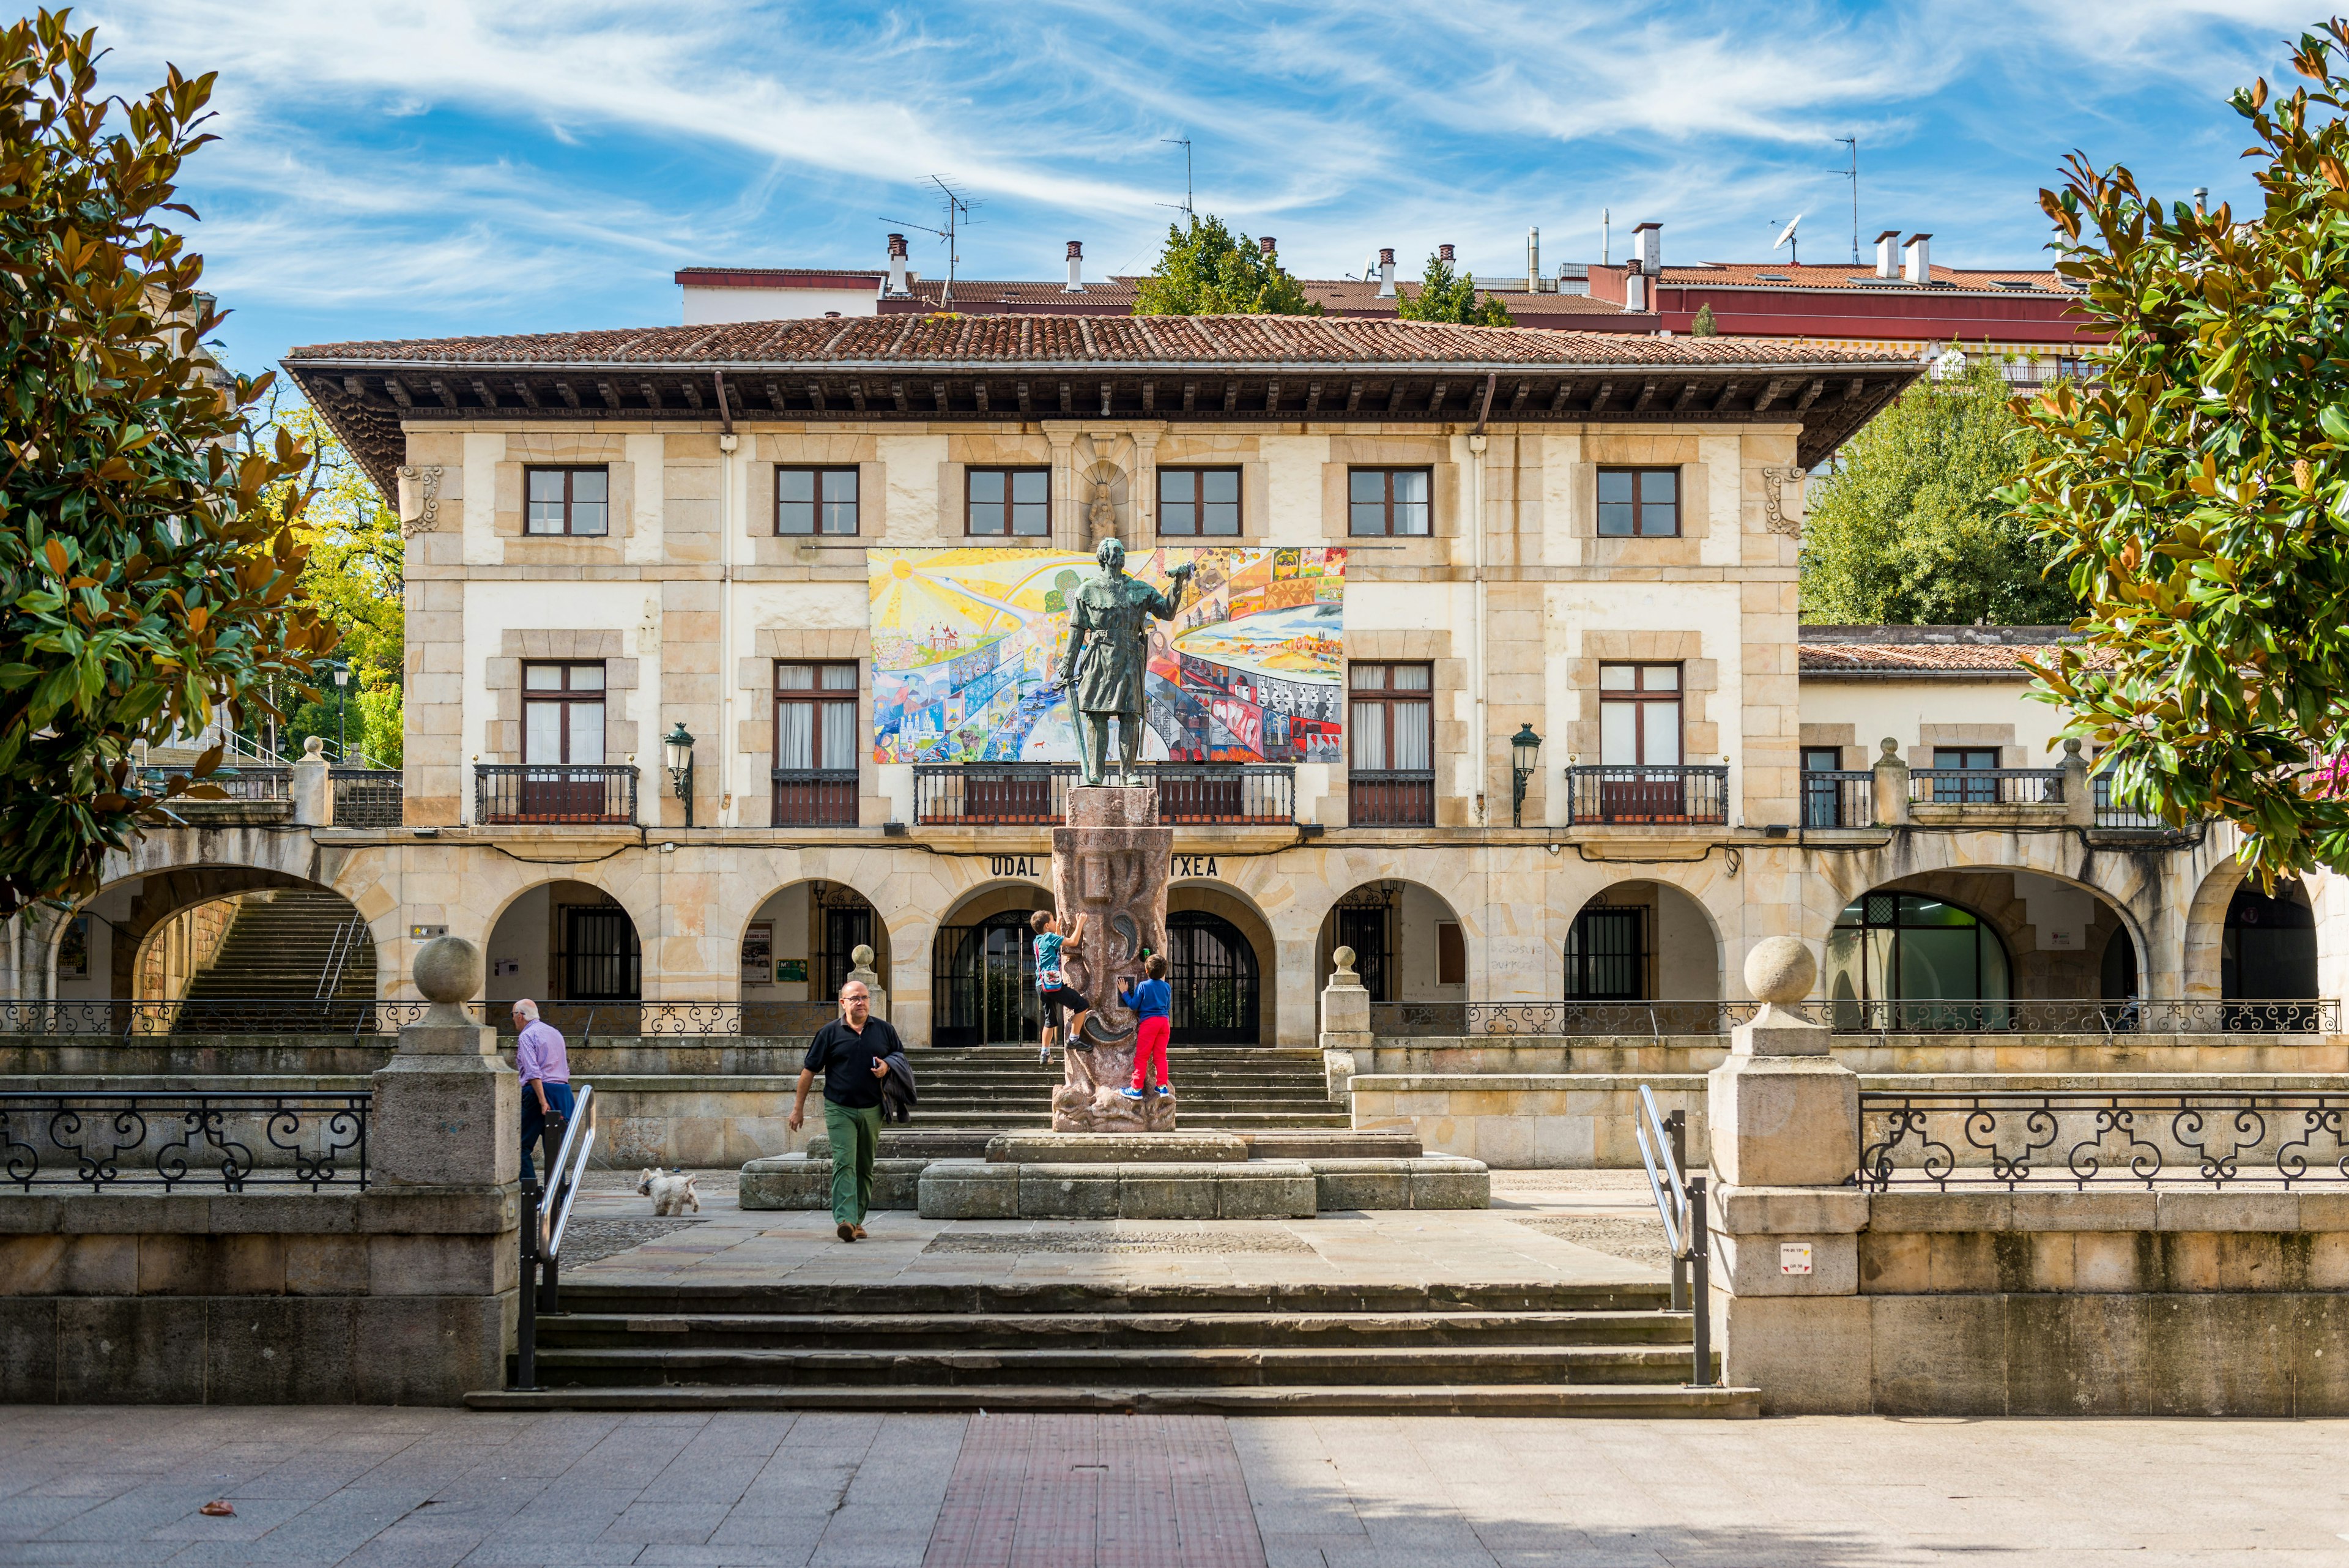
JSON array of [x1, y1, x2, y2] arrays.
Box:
[[1909, 768, 2061, 806], [1565, 765, 1729, 826], [1800, 770, 1875, 828], [475, 764, 638, 825], [1347, 770, 1436, 827], [136, 764, 289, 802], [771, 768, 859, 827], [913, 763, 1297, 826], [330, 768, 404, 828]]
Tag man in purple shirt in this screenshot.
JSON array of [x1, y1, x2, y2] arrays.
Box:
[[512, 999, 573, 1181]]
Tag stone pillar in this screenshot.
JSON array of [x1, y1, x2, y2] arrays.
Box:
[[370, 936, 520, 1188], [1050, 785, 1174, 1131], [1706, 936, 1871, 1413], [291, 735, 334, 828], [2060, 737, 2094, 827], [848, 942, 888, 1023], [1319, 945, 1373, 1087], [1870, 737, 1910, 826]]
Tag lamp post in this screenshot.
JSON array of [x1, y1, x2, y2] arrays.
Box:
[[1510, 723, 1544, 828], [332, 663, 351, 762], [664, 722, 696, 830]]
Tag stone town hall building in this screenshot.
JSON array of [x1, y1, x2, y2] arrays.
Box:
[[1, 313, 2328, 1050]]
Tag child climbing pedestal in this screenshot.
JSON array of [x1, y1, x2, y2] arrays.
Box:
[[1050, 785, 1178, 1132]]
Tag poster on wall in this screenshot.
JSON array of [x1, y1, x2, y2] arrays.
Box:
[[867, 545, 1345, 764], [740, 922, 772, 986]]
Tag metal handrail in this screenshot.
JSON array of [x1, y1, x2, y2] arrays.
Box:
[[1635, 1084, 1713, 1388], [315, 918, 362, 1001], [515, 1082, 595, 1391]]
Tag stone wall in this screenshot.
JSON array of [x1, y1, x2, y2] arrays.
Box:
[[1344, 1033, 2349, 1076]]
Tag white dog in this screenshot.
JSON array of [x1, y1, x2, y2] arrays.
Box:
[[637, 1169, 700, 1216]]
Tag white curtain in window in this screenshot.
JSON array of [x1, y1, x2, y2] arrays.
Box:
[[568, 702, 604, 764], [1392, 702, 1431, 769], [1351, 702, 1387, 770], [777, 704, 814, 770], [820, 701, 855, 770], [524, 702, 563, 766]]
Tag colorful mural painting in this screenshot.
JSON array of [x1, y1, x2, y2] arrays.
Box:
[[869, 545, 1346, 765]]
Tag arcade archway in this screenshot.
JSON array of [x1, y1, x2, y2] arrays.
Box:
[[930, 882, 1053, 1047], [484, 880, 642, 1013]]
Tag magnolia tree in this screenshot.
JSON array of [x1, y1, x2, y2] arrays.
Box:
[[0, 13, 329, 917], [2016, 20, 2349, 885]]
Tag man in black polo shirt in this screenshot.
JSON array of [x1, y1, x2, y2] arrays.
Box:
[[788, 979, 902, 1241]]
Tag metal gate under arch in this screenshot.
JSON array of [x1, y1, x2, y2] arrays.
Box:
[[1168, 911, 1260, 1046], [932, 911, 1041, 1047]]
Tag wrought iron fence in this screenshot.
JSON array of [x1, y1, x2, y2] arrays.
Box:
[[1564, 765, 1731, 825], [474, 764, 638, 825], [1909, 767, 2063, 806], [1858, 1088, 2349, 1189], [0, 1091, 369, 1191], [2092, 771, 2167, 830], [1154, 764, 1294, 825], [0, 998, 852, 1038], [1346, 770, 1436, 827], [915, 762, 1073, 824], [771, 768, 860, 827], [1363, 997, 2338, 1038], [332, 768, 405, 828], [135, 764, 290, 803], [1800, 770, 1876, 828]]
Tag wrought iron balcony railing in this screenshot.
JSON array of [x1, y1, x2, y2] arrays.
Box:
[[770, 768, 860, 827], [1858, 1088, 2349, 1190], [1154, 764, 1294, 825], [1565, 765, 1730, 825], [1346, 770, 1436, 827], [1800, 770, 1875, 828], [0, 1090, 369, 1191], [135, 764, 290, 803], [1909, 767, 2061, 806], [475, 764, 638, 825], [0, 998, 848, 1040], [330, 768, 404, 828], [913, 762, 1296, 825], [1364, 997, 2339, 1038]]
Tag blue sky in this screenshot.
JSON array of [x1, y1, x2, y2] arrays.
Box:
[[87, 1, 2326, 378]]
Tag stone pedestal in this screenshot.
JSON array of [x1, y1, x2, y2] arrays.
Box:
[[847, 943, 888, 1022], [291, 735, 333, 828], [1318, 946, 1373, 1098], [1050, 785, 1176, 1132], [370, 936, 520, 1188]]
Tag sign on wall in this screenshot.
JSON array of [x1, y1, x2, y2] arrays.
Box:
[[740, 922, 772, 985], [868, 545, 1346, 765]]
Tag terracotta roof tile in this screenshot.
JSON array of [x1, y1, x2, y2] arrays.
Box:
[[1799, 641, 2110, 673], [1653, 262, 2074, 295], [285, 314, 1910, 370]]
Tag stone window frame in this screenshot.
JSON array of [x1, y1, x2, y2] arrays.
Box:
[[1346, 466, 1435, 538], [739, 628, 879, 828], [523, 464, 611, 537], [1337, 630, 1466, 828], [494, 436, 636, 562], [774, 466, 861, 537], [1571, 437, 1713, 568], [484, 631, 638, 765], [1595, 466, 1682, 539], [1919, 722, 2025, 771], [1565, 632, 1718, 769]]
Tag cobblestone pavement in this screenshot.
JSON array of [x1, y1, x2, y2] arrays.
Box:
[[5, 1405, 2348, 1566]]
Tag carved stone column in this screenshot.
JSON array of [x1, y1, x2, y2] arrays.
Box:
[[1050, 786, 1176, 1131]]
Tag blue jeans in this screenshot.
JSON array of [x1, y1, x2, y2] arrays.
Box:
[[520, 1080, 576, 1181]]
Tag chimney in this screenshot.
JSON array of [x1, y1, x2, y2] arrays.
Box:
[[1625, 271, 1649, 312], [886, 232, 909, 295], [1631, 221, 1662, 277], [1378, 247, 1397, 298], [2194, 186, 2209, 215], [1873, 229, 1900, 279], [1527, 226, 1541, 291], [1902, 232, 1932, 286], [1439, 242, 1455, 263], [1260, 236, 1277, 256], [1065, 239, 1083, 292]]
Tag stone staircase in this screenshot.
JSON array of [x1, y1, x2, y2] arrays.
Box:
[[180, 888, 376, 1001], [467, 1280, 1755, 1416], [902, 1045, 1349, 1131]]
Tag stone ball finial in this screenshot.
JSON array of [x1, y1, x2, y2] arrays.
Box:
[[1744, 937, 1816, 1006], [414, 935, 481, 1004], [850, 943, 875, 970], [1879, 737, 1900, 759], [2062, 737, 2082, 756], [1333, 945, 1356, 970], [302, 735, 324, 758]]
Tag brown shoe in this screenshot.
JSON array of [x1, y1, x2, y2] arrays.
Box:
[[836, 1222, 856, 1243], [852, 1225, 867, 1239]]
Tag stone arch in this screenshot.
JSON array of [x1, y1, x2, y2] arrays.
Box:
[[737, 876, 892, 1014], [1168, 878, 1278, 1046], [483, 877, 645, 1011], [1818, 866, 2142, 1003], [1560, 877, 1724, 1009], [926, 878, 1055, 1047], [43, 863, 377, 1003], [1313, 877, 1468, 1009]]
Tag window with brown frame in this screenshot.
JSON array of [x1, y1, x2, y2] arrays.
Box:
[[967, 467, 1050, 537], [776, 467, 859, 535], [1348, 468, 1431, 537], [525, 466, 609, 537], [1348, 661, 1434, 825], [522, 663, 606, 764], [1597, 467, 1680, 537], [1598, 663, 1682, 765], [773, 661, 859, 825], [1159, 467, 1241, 536]]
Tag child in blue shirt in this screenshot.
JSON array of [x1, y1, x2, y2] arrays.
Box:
[[1028, 909, 1091, 1063], [1120, 953, 1173, 1099]]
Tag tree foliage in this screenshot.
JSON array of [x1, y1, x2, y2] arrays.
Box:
[[2014, 20, 2349, 883], [1690, 303, 1719, 336], [1393, 250, 1512, 327], [270, 405, 402, 767], [0, 12, 327, 916], [1802, 353, 2075, 625], [1131, 215, 1321, 316]]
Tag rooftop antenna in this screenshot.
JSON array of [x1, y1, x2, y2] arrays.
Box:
[[1772, 214, 1802, 266], [885, 176, 976, 307], [1831, 135, 1858, 264], [1157, 136, 1195, 223]]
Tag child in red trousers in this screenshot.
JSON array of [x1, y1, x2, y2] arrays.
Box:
[[1119, 953, 1172, 1098]]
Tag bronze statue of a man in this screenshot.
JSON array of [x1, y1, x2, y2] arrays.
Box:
[[1057, 538, 1192, 787]]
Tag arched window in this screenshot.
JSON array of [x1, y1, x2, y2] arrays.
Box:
[[1826, 892, 2010, 1030], [933, 910, 1041, 1047], [1167, 912, 1260, 1045]]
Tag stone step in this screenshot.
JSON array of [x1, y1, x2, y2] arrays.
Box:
[[551, 1282, 1672, 1315], [465, 1383, 1759, 1416], [533, 1309, 1693, 1351]]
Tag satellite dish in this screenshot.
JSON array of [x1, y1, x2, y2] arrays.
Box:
[[1772, 214, 1803, 251]]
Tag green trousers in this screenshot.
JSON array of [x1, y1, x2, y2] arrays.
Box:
[[823, 1100, 883, 1227]]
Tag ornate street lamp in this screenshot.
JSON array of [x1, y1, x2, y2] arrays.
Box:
[[332, 663, 350, 762], [664, 721, 696, 829], [1510, 723, 1544, 828]]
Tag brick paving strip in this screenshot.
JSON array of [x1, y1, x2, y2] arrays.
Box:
[[921, 1413, 1265, 1568]]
